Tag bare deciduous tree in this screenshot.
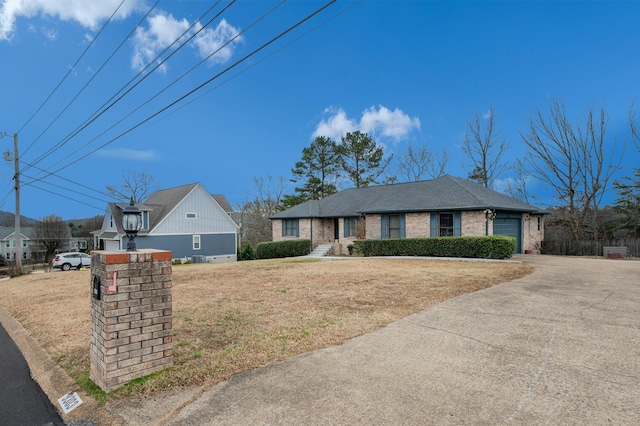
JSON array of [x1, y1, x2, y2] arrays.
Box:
[[427, 148, 450, 180], [106, 171, 157, 203], [521, 99, 622, 240], [33, 215, 69, 269], [462, 108, 508, 188], [504, 158, 532, 203], [239, 175, 288, 247], [397, 143, 449, 182]]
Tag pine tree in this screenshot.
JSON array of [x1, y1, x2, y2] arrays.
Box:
[[284, 136, 340, 207], [337, 131, 391, 188], [613, 169, 640, 238]]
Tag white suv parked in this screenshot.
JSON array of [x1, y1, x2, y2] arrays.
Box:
[[52, 252, 91, 271]]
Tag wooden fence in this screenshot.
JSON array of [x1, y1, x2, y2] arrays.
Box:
[[542, 239, 640, 257]]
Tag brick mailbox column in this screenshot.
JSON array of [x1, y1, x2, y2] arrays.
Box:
[[90, 249, 173, 393]]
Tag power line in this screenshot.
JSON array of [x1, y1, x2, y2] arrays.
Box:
[[17, 0, 127, 135], [33, 0, 285, 175], [31, 0, 338, 181], [21, 1, 161, 158], [0, 187, 13, 211], [27, 183, 104, 212], [22, 174, 111, 206], [19, 160, 111, 199], [159, 0, 362, 122], [23, 0, 229, 175]]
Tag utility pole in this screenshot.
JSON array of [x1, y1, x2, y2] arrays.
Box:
[[14, 133, 22, 274], [1, 131, 21, 274]]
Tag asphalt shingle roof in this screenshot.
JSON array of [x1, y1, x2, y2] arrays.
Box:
[[271, 175, 544, 219], [212, 194, 233, 213], [107, 183, 199, 235], [144, 183, 199, 231]]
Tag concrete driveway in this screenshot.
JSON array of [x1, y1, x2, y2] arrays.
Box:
[[117, 255, 639, 425]]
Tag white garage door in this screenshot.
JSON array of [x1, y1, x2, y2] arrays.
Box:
[[105, 240, 120, 251]]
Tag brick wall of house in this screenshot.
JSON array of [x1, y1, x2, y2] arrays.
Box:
[[299, 219, 311, 241], [90, 250, 173, 393], [523, 214, 544, 253], [272, 220, 283, 241], [365, 214, 382, 240], [300, 218, 331, 246], [405, 212, 431, 238], [271, 211, 543, 254], [317, 219, 333, 244], [462, 211, 490, 236]]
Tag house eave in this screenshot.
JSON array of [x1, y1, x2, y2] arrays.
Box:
[[357, 206, 543, 215]]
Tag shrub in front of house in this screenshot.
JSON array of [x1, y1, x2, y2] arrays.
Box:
[[351, 236, 516, 259], [238, 243, 258, 261], [257, 239, 311, 259]]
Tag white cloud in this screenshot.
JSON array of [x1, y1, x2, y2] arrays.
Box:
[[0, 1, 242, 72], [360, 105, 421, 140], [192, 19, 242, 65], [0, 0, 143, 41], [312, 107, 357, 141], [131, 12, 190, 72], [482, 109, 493, 120], [99, 148, 157, 161], [131, 14, 242, 72], [313, 105, 420, 142]]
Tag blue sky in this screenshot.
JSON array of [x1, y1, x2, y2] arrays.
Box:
[[0, 0, 638, 221]]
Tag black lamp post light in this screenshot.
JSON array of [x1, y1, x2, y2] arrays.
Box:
[[484, 209, 496, 236], [122, 198, 143, 251]]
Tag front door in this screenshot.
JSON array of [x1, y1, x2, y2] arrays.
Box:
[[334, 218, 339, 240]]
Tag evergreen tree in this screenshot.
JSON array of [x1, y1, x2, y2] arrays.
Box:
[[613, 169, 640, 238], [290, 136, 340, 200], [337, 131, 391, 188], [282, 136, 340, 208]]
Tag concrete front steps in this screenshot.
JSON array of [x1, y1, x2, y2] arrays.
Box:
[[306, 244, 333, 258]]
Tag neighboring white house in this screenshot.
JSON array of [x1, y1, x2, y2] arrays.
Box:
[[0, 226, 81, 262], [0, 227, 32, 261], [94, 183, 239, 262]]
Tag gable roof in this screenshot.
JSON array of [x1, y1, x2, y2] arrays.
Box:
[[212, 194, 233, 213], [106, 183, 201, 235], [271, 175, 544, 219], [0, 226, 38, 240], [142, 183, 199, 232], [103, 183, 240, 235]]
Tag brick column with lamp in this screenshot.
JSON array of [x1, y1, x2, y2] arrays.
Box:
[[89, 199, 173, 392]]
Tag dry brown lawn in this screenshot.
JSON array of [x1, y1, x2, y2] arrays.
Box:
[[0, 257, 532, 398]]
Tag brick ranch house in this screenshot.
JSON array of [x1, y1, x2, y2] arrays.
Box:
[[271, 175, 547, 255]]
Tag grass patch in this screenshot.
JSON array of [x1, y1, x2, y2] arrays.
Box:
[[77, 372, 108, 405], [0, 258, 532, 400]]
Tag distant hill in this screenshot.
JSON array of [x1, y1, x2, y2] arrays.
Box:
[[67, 215, 104, 235], [0, 210, 38, 227]]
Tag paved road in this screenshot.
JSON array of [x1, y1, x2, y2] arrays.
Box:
[[142, 255, 639, 425], [0, 321, 64, 426]]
